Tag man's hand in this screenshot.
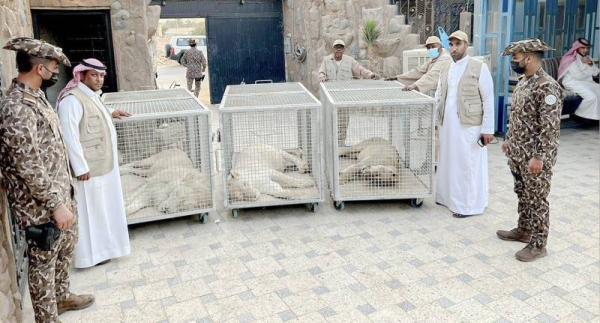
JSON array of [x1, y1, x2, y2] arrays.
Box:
[[77, 172, 90, 181], [385, 76, 398, 81], [582, 56, 593, 65], [53, 204, 74, 230], [528, 157, 543, 174], [480, 134, 494, 145], [111, 109, 132, 119], [402, 84, 418, 92], [501, 142, 508, 154]]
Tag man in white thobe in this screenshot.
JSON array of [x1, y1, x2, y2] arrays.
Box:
[[558, 38, 600, 120], [434, 30, 495, 218], [57, 58, 131, 268]]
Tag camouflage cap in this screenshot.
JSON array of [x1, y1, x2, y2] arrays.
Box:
[[3, 37, 71, 67], [502, 38, 554, 56]]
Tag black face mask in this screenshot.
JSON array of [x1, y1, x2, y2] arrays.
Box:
[[511, 59, 528, 75], [41, 65, 59, 88]]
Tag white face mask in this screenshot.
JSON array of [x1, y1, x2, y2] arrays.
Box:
[[427, 48, 440, 59]]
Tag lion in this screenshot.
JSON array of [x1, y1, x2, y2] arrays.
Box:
[[227, 144, 315, 201], [119, 148, 210, 215], [338, 137, 402, 186]]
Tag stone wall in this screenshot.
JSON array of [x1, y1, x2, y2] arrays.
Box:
[[29, 0, 161, 92], [0, 187, 21, 323], [0, 0, 33, 96], [282, 0, 421, 93], [0, 1, 31, 321]]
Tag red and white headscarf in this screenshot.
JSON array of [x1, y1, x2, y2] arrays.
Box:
[[557, 38, 591, 81], [56, 58, 107, 105]]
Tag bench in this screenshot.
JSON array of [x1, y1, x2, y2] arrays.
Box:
[[539, 56, 582, 116], [502, 56, 584, 136]]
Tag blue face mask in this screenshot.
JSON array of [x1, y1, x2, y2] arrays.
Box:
[[427, 48, 440, 59]]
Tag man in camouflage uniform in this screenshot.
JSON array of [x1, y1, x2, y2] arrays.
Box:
[[0, 37, 94, 322], [496, 39, 563, 262], [180, 38, 207, 98]]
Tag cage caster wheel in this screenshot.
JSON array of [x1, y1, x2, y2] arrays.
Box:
[[199, 213, 208, 224], [232, 209, 239, 218], [334, 201, 345, 211], [309, 203, 319, 213], [410, 198, 424, 208]]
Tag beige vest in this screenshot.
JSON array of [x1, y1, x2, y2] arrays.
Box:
[[323, 54, 353, 80], [64, 87, 114, 178], [438, 58, 484, 126]]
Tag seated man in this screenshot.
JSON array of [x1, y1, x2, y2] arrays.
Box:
[[386, 36, 452, 93], [558, 38, 600, 120]]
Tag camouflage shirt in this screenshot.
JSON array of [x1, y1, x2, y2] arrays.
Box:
[[181, 47, 207, 79], [506, 68, 563, 171], [0, 79, 74, 227]]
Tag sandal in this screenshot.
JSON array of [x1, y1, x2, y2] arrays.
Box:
[[452, 213, 477, 218]]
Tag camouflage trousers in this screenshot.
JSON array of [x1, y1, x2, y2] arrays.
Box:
[[187, 78, 201, 97], [27, 223, 78, 323], [511, 165, 553, 249]]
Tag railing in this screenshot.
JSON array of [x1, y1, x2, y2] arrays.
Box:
[[3, 191, 27, 299], [392, 0, 474, 43]]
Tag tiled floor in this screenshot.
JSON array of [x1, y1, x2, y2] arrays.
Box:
[[25, 121, 599, 323]]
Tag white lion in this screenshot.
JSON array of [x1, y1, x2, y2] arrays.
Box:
[[227, 144, 315, 201], [338, 137, 402, 186], [120, 148, 210, 215]]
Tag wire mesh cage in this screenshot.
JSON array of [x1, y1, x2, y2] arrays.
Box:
[[219, 82, 324, 217], [320, 80, 435, 210], [102, 88, 214, 224]]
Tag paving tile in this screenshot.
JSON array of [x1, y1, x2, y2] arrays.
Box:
[[474, 293, 494, 305], [205, 294, 248, 322], [398, 300, 416, 312], [437, 297, 455, 309], [279, 310, 296, 322], [133, 281, 173, 302], [164, 298, 208, 323], [574, 309, 597, 321], [449, 299, 500, 323], [123, 300, 166, 322], [357, 303, 376, 315], [208, 278, 248, 299], [535, 313, 558, 323], [40, 129, 600, 323], [276, 288, 293, 299], [487, 295, 541, 322], [239, 291, 255, 301], [281, 290, 326, 317], [313, 286, 330, 295], [510, 290, 531, 301], [243, 292, 288, 320], [348, 282, 367, 293], [237, 312, 254, 323], [317, 306, 336, 318]]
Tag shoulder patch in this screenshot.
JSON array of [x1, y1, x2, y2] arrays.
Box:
[[544, 94, 558, 105]]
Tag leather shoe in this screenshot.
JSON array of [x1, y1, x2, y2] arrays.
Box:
[[496, 228, 532, 243], [57, 293, 95, 315], [515, 246, 547, 262]]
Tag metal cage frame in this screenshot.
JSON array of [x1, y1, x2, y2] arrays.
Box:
[[218, 82, 324, 217], [320, 80, 436, 210], [102, 88, 215, 224]]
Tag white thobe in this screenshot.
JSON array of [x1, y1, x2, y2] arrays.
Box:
[[58, 82, 130, 268], [561, 55, 600, 120], [434, 56, 495, 215]]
